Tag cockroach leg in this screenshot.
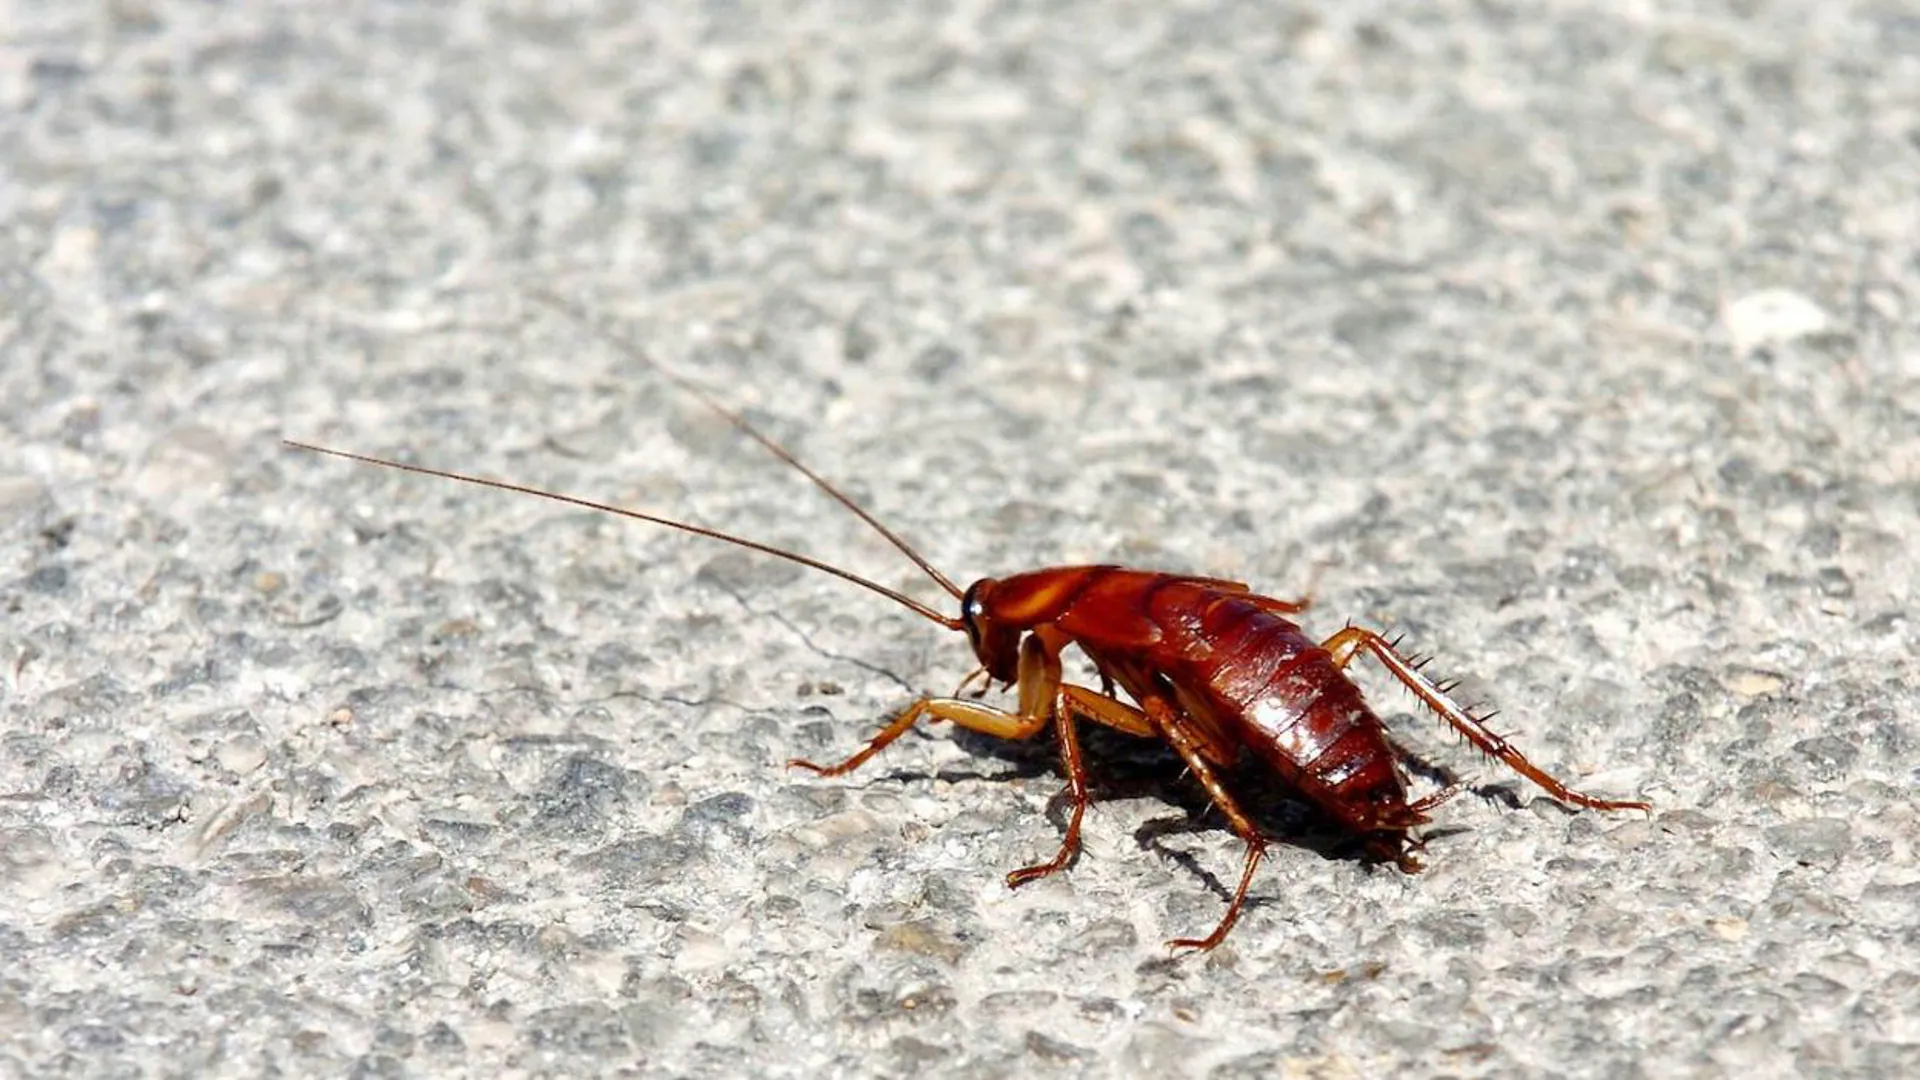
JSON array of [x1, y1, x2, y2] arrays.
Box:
[[1063, 683, 1156, 738], [799, 630, 1158, 889], [1004, 633, 1133, 887], [1320, 627, 1651, 814], [1006, 705, 1090, 888], [797, 617, 1099, 777], [1407, 782, 1464, 815], [951, 666, 990, 698], [1006, 683, 1158, 888], [1141, 695, 1269, 953], [787, 696, 1049, 777]]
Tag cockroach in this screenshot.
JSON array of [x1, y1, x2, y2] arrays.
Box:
[[287, 292, 1651, 952]]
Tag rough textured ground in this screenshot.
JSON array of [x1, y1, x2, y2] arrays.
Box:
[[3, 1, 1917, 1077]]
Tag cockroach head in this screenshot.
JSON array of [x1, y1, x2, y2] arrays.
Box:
[[959, 578, 1021, 683]]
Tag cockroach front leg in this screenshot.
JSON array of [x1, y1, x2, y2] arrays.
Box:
[[789, 631, 1077, 777], [786, 695, 1050, 776], [1321, 626, 1651, 814], [792, 634, 1148, 891]]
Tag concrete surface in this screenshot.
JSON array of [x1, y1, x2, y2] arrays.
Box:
[[3, 1, 1917, 1076]]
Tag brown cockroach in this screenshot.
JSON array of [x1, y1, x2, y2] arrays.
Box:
[[287, 293, 1650, 951]]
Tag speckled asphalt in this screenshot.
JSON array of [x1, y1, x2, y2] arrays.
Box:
[[3, 2, 1916, 1077]]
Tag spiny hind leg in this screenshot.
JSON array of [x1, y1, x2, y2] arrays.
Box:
[[1137, 695, 1268, 953], [1320, 626, 1650, 813]]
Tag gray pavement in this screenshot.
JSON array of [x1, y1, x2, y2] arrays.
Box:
[[3, 2, 1917, 1076]]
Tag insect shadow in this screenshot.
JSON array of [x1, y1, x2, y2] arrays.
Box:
[[825, 701, 1530, 912], [931, 719, 1498, 906]]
